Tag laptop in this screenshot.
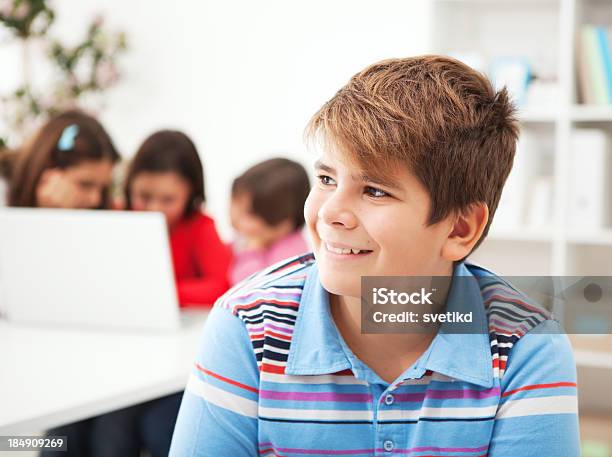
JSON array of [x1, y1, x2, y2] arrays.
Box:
[[0, 208, 197, 331]]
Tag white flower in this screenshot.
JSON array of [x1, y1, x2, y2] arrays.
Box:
[[92, 14, 104, 28], [0, 0, 13, 17], [73, 51, 94, 85], [96, 60, 118, 88], [30, 9, 51, 34]]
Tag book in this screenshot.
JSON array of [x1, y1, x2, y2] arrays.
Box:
[[568, 129, 610, 229], [577, 27, 595, 104], [597, 26, 612, 103], [582, 25, 609, 105], [495, 133, 538, 228], [527, 176, 553, 228]]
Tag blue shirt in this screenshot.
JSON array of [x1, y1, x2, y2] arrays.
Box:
[[169, 254, 580, 456]]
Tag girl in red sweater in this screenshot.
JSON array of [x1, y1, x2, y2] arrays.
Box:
[[117, 130, 231, 457], [124, 130, 231, 307]]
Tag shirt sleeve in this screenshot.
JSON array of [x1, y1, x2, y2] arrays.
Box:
[[489, 319, 580, 456], [177, 217, 232, 308], [169, 304, 260, 457]]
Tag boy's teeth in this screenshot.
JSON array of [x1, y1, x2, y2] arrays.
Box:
[[327, 243, 365, 255]]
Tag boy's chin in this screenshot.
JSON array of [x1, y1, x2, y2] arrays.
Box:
[[318, 271, 361, 301]]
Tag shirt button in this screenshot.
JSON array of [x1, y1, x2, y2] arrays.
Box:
[[384, 394, 395, 406], [383, 440, 394, 452]]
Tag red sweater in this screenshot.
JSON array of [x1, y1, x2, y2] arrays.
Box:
[[169, 212, 232, 308]]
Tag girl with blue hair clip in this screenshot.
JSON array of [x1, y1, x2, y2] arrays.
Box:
[[8, 110, 135, 457], [9, 109, 120, 209]]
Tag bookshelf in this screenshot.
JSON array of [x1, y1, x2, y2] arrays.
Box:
[[431, 0, 612, 277]]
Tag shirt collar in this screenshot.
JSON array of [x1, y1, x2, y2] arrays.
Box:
[[286, 262, 494, 388]]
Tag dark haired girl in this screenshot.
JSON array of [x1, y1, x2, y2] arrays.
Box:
[[125, 129, 232, 307]]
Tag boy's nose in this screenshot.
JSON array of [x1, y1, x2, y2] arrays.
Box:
[[318, 193, 358, 230]]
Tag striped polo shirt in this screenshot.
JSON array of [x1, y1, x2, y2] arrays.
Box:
[[169, 254, 580, 457]]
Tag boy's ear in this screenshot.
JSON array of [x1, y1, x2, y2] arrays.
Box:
[[442, 203, 489, 261]]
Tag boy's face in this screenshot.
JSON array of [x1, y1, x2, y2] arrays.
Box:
[[304, 146, 455, 299]]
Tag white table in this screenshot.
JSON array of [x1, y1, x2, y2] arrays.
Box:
[[0, 311, 208, 434]]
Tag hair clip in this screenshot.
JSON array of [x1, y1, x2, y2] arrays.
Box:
[[57, 124, 79, 151]]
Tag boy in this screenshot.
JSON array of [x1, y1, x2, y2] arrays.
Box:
[[169, 56, 579, 456]]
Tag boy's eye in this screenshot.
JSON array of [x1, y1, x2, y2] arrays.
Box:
[[317, 174, 336, 186], [365, 186, 389, 198]]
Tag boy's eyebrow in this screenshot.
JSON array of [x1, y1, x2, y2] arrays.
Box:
[[314, 160, 402, 191], [360, 172, 402, 191], [314, 160, 335, 174]]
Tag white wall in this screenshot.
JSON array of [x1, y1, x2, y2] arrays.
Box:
[[1, 0, 431, 237]]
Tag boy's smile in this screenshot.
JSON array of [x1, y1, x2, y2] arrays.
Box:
[[304, 145, 456, 299], [323, 240, 373, 257]]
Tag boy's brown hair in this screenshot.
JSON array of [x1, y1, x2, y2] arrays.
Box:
[[306, 55, 519, 252], [232, 158, 310, 230]]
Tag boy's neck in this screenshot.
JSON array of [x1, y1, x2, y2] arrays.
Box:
[[331, 292, 441, 344], [330, 293, 438, 384]]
